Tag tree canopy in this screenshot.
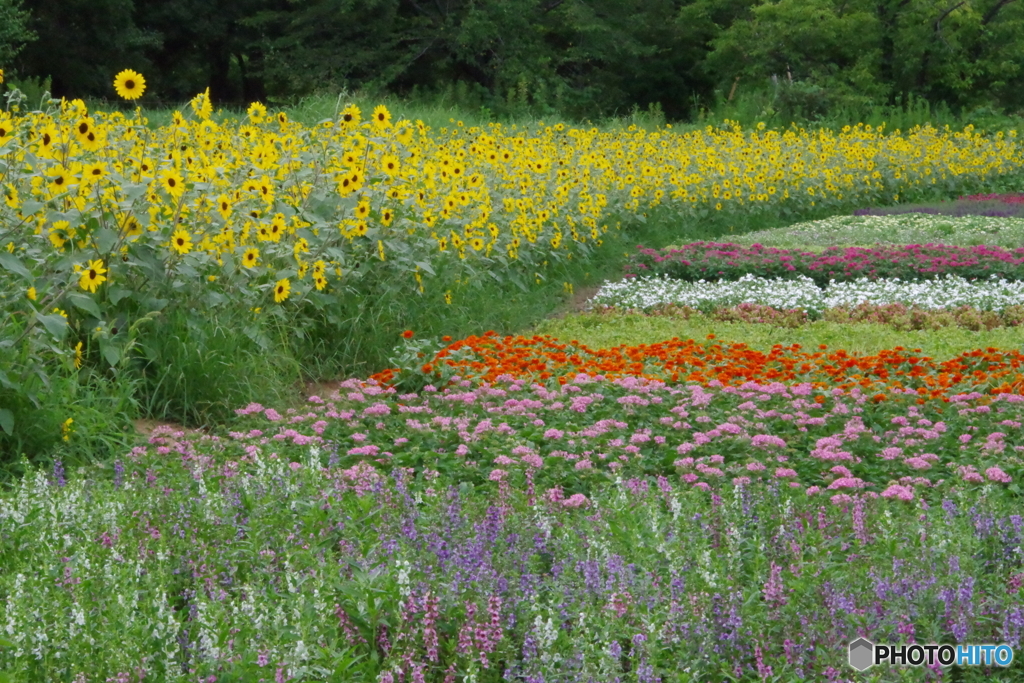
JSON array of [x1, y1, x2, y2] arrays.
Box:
[[6, 0, 1024, 120]]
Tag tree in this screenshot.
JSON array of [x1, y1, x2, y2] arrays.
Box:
[[0, 0, 35, 73], [18, 0, 154, 98]]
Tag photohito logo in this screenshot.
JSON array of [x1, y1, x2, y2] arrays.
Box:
[[848, 638, 1015, 671]]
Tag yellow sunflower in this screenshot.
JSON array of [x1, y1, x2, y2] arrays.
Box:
[[113, 70, 146, 100], [78, 259, 108, 293], [170, 229, 192, 255], [242, 247, 259, 268], [161, 170, 185, 197], [372, 105, 392, 131], [247, 102, 267, 124], [273, 278, 291, 303], [339, 104, 361, 129]]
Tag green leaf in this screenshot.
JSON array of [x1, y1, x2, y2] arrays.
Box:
[[0, 409, 13, 435], [34, 312, 69, 341], [67, 293, 102, 318], [108, 287, 133, 305], [0, 253, 32, 280], [99, 339, 120, 368], [94, 227, 119, 253]]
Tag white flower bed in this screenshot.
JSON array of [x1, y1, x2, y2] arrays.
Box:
[[590, 274, 1024, 315]]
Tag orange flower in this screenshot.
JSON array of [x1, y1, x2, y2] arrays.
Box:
[[402, 330, 414, 339]]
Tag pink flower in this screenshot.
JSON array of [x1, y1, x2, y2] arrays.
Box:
[[905, 457, 932, 470], [828, 477, 867, 490], [829, 465, 853, 478], [985, 467, 1012, 484], [774, 468, 798, 478], [805, 486, 821, 496], [751, 434, 787, 449], [732, 476, 751, 486], [561, 493, 590, 508], [521, 453, 543, 468], [488, 469, 507, 481], [881, 484, 914, 501], [746, 462, 767, 472], [288, 461, 302, 471]]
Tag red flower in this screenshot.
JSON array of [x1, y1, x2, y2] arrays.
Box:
[[402, 330, 414, 339]]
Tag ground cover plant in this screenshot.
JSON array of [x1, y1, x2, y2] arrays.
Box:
[[725, 213, 1024, 249]]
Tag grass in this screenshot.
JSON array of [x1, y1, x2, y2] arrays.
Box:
[[530, 310, 1024, 359]]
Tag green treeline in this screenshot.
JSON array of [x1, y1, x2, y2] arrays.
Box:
[[2, 0, 1024, 121]]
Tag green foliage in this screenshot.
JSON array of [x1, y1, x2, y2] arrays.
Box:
[[11, 0, 1024, 123], [0, 0, 33, 70]]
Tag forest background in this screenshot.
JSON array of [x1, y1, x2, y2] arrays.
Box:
[[3, 0, 1024, 125]]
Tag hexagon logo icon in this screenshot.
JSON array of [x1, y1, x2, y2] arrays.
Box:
[[849, 638, 874, 671]]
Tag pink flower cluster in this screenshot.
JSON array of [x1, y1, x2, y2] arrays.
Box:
[[626, 241, 1024, 285]]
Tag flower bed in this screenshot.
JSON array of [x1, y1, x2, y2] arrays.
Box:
[[3, 438, 1022, 681], [592, 273, 1024, 316], [371, 330, 1024, 397], [728, 213, 1024, 249], [625, 242, 1024, 284]]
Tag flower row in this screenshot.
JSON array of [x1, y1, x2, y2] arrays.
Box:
[[729, 213, 1024, 249], [625, 241, 1024, 285], [591, 273, 1024, 316]]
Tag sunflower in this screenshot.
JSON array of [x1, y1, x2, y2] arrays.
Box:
[[113, 69, 146, 100], [339, 105, 361, 129], [380, 154, 400, 176], [73, 117, 94, 143], [381, 208, 394, 226], [190, 88, 213, 120], [83, 163, 106, 184], [216, 194, 232, 220], [470, 237, 485, 251], [273, 278, 291, 303], [355, 199, 371, 219], [372, 105, 392, 131], [161, 170, 185, 197], [242, 247, 259, 268], [313, 275, 327, 291], [46, 166, 74, 191], [74, 342, 83, 369], [170, 229, 192, 255], [247, 102, 267, 124], [78, 259, 108, 293]]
